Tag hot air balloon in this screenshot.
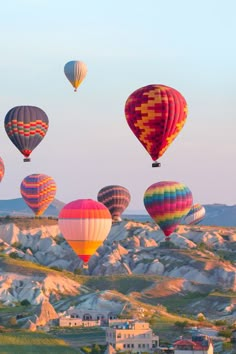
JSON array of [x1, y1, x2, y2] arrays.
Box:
[[124, 84, 188, 167], [58, 199, 112, 263], [183, 203, 206, 225], [64, 60, 87, 92], [97, 185, 131, 222], [0, 157, 5, 182], [20, 174, 56, 216], [4, 106, 49, 162], [143, 181, 192, 239]]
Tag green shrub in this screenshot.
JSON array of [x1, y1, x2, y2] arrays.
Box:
[[20, 299, 31, 306]]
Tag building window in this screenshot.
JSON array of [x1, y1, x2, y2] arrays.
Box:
[[123, 344, 126, 348], [117, 333, 121, 338], [138, 344, 141, 348], [127, 344, 130, 348], [131, 344, 134, 348], [142, 344, 145, 348]]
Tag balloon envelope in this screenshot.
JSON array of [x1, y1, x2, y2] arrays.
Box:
[[20, 174, 56, 216], [97, 185, 131, 222], [4, 106, 49, 161], [0, 157, 5, 182], [143, 181, 193, 237], [183, 203, 206, 225], [64, 60, 87, 91], [58, 199, 112, 263], [125, 84, 188, 163]]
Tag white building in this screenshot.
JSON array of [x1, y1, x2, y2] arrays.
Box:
[[67, 308, 117, 323], [106, 320, 159, 352], [174, 335, 214, 354], [59, 316, 100, 327]]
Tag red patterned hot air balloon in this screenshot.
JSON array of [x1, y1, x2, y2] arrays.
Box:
[[143, 181, 192, 239], [58, 199, 112, 263], [125, 84, 188, 167], [0, 157, 5, 182], [20, 174, 56, 216], [97, 185, 131, 222]]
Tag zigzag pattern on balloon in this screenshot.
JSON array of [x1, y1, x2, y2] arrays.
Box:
[[144, 181, 192, 237], [5, 120, 48, 137], [125, 85, 188, 161], [20, 174, 56, 216]]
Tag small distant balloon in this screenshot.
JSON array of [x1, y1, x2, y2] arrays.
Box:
[[0, 157, 5, 182], [125, 84, 188, 167], [58, 199, 112, 263], [4, 106, 49, 162], [97, 185, 131, 222], [64, 60, 87, 92], [20, 174, 56, 216], [143, 181, 193, 239], [183, 203, 206, 225]]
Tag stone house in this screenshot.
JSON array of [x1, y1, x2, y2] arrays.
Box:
[[105, 320, 159, 352]]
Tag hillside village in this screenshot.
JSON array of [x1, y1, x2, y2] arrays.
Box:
[[0, 215, 235, 353]]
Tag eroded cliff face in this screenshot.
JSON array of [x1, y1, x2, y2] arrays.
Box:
[[0, 220, 235, 321]]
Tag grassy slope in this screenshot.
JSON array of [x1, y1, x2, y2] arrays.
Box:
[[0, 330, 78, 354]]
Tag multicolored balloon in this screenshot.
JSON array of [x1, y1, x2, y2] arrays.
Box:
[[64, 60, 87, 92], [183, 203, 206, 225], [20, 174, 56, 216], [97, 185, 131, 222], [58, 199, 112, 263], [125, 84, 188, 167], [0, 157, 5, 182], [4, 106, 49, 162], [143, 181, 193, 238]]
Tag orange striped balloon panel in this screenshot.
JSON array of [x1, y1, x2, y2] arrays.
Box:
[[20, 174, 56, 216], [125, 84, 188, 162], [0, 157, 5, 182], [97, 185, 131, 221], [58, 199, 112, 263]]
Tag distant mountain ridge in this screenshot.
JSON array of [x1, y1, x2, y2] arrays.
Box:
[[0, 199, 236, 226], [0, 198, 64, 217], [125, 204, 236, 227]]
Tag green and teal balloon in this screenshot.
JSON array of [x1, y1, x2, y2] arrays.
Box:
[[143, 181, 193, 238]]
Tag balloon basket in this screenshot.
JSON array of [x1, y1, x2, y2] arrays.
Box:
[[23, 158, 31, 162], [152, 161, 161, 167]]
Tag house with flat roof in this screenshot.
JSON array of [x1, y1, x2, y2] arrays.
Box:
[[106, 320, 159, 352]]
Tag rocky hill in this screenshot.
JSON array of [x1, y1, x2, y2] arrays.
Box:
[[0, 217, 235, 329]]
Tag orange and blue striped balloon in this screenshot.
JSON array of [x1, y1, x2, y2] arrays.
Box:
[[144, 181, 193, 238], [97, 185, 131, 222], [20, 174, 56, 216], [58, 199, 112, 263]]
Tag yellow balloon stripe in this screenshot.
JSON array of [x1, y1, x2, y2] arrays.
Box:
[[67, 240, 102, 256]]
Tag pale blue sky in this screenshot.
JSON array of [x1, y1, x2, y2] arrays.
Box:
[[0, 0, 235, 211]]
